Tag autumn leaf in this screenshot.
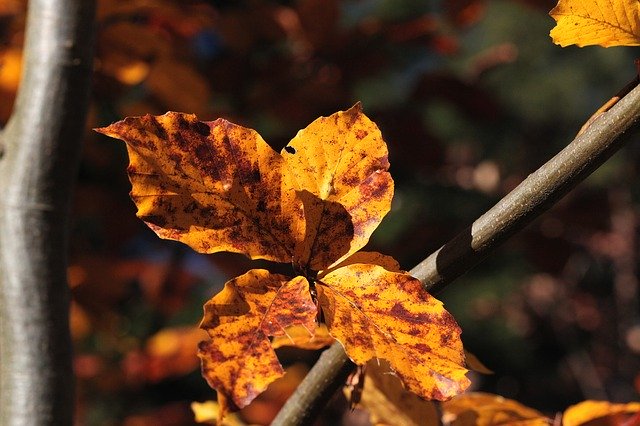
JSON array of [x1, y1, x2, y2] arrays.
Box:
[[95, 104, 392, 270], [317, 262, 470, 400], [345, 359, 439, 426], [191, 401, 245, 425], [99, 104, 469, 421], [441, 392, 551, 425], [198, 270, 316, 410], [562, 400, 640, 426], [271, 323, 334, 350], [549, 0, 640, 47], [96, 112, 298, 263], [282, 106, 393, 270]]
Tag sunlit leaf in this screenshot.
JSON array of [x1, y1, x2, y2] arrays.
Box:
[[549, 0, 640, 47], [441, 392, 550, 425], [345, 359, 439, 426], [282, 103, 394, 270], [96, 113, 297, 263], [99, 105, 468, 422], [271, 323, 334, 350], [191, 400, 244, 425], [317, 263, 470, 400], [198, 270, 316, 410], [562, 400, 640, 426]]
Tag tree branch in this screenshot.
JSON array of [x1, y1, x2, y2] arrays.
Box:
[[0, 1, 95, 424], [271, 80, 640, 426]]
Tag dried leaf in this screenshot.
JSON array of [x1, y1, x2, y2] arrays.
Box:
[[345, 359, 439, 426], [562, 400, 640, 426], [441, 392, 550, 425], [282, 103, 394, 270], [271, 323, 334, 350], [549, 0, 640, 47], [96, 113, 297, 263], [317, 263, 470, 400], [198, 270, 316, 410]]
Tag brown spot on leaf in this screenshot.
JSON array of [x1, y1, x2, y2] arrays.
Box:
[[148, 115, 168, 139], [194, 121, 211, 136]]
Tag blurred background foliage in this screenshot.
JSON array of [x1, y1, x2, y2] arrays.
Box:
[[1, 0, 640, 424]]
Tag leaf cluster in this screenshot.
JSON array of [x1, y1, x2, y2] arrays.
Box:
[[97, 104, 470, 422]]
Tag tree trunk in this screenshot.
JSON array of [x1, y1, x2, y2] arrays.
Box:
[[0, 1, 96, 424]]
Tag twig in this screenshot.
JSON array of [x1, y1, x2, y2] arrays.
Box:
[[271, 78, 640, 426], [0, 1, 95, 425]]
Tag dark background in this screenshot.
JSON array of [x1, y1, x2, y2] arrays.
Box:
[[1, 0, 639, 424]]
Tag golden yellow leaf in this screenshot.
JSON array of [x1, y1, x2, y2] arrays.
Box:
[[198, 270, 316, 410], [562, 400, 640, 426], [191, 400, 244, 425], [96, 113, 297, 263], [317, 263, 470, 400], [441, 392, 550, 425], [271, 323, 334, 350], [549, 0, 640, 47], [345, 359, 439, 426], [282, 103, 394, 270]]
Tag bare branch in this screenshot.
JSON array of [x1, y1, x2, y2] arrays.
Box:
[[0, 1, 96, 424], [271, 80, 640, 426]]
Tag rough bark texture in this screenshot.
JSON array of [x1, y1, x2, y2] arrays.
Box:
[[271, 81, 640, 426], [0, 1, 96, 424]]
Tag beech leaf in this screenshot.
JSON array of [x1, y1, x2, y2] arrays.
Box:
[[562, 400, 640, 426], [549, 0, 640, 47], [345, 359, 439, 426], [198, 270, 316, 410], [282, 103, 393, 270], [271, 323, 334, 350], [96, 113, 297, 263], [191, 400, 244, 425], [441, 392, 550, 425], [317, 262, 470, 400]]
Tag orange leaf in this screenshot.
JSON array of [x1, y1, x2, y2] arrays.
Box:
[[317, 263, 470, 400], [96, 113, 297, 263], [345, 359, 439, 426], [271, 323, 334, 350], [549, 0, 640, 47], [562, 400, 640, 426], [441, 392, 550, 425], [198, 270, 316, 410], [282, 103, 393, 270]]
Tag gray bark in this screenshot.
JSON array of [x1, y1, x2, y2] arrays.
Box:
[[0, 1, 96, 424]]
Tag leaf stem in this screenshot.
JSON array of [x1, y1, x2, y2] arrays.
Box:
[[271, 78, 640, 426]]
